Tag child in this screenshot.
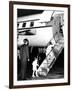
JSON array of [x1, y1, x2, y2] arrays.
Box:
[[32, 57, 39, 78]]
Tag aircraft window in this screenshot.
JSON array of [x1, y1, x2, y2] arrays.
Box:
[[22, 22, 26, 27], [30, 22, 34, 27], [17, 23, 19, 27]]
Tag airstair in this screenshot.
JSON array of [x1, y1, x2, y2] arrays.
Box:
[[36, 36, 64, 77]]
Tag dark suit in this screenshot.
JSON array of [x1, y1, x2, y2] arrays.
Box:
[[38, 52, 46, 66], [20, 44, 29, 80]]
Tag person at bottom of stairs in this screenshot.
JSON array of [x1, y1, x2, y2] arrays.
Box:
[[32, 56, 39, 78]]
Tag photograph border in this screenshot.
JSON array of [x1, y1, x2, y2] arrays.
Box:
[[9, 1, 70, 89]]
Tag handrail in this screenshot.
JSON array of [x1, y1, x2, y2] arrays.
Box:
[[37, 33, 64, 70]]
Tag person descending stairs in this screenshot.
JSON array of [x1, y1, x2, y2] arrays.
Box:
[[36, 36, 64, 77]]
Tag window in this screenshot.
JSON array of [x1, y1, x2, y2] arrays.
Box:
[[30, 22, 34, 27], [17, 23, 19, 27], [22, 22, 26, 27]]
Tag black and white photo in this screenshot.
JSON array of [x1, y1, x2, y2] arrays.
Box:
[[9, 1, 70, 88], [17, 9, 64, 80]]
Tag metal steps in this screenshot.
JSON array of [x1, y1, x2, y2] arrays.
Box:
[[36, 37, 64, 77]]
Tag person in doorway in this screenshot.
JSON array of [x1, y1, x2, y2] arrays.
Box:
[[38, 48, 46, 66]]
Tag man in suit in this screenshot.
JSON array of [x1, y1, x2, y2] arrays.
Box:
[[20, 39, 29, 80]]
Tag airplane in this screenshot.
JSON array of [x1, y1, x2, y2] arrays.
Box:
[[17, 10, 64, 47], [17, 10, 64, 78]]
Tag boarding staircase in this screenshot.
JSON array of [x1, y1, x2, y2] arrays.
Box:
[[36, 35, 64, 77]]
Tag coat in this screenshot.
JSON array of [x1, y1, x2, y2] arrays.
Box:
[[20, 44, 29, 79]]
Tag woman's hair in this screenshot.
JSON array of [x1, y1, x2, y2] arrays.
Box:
[[23, 38, 29, 45]]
